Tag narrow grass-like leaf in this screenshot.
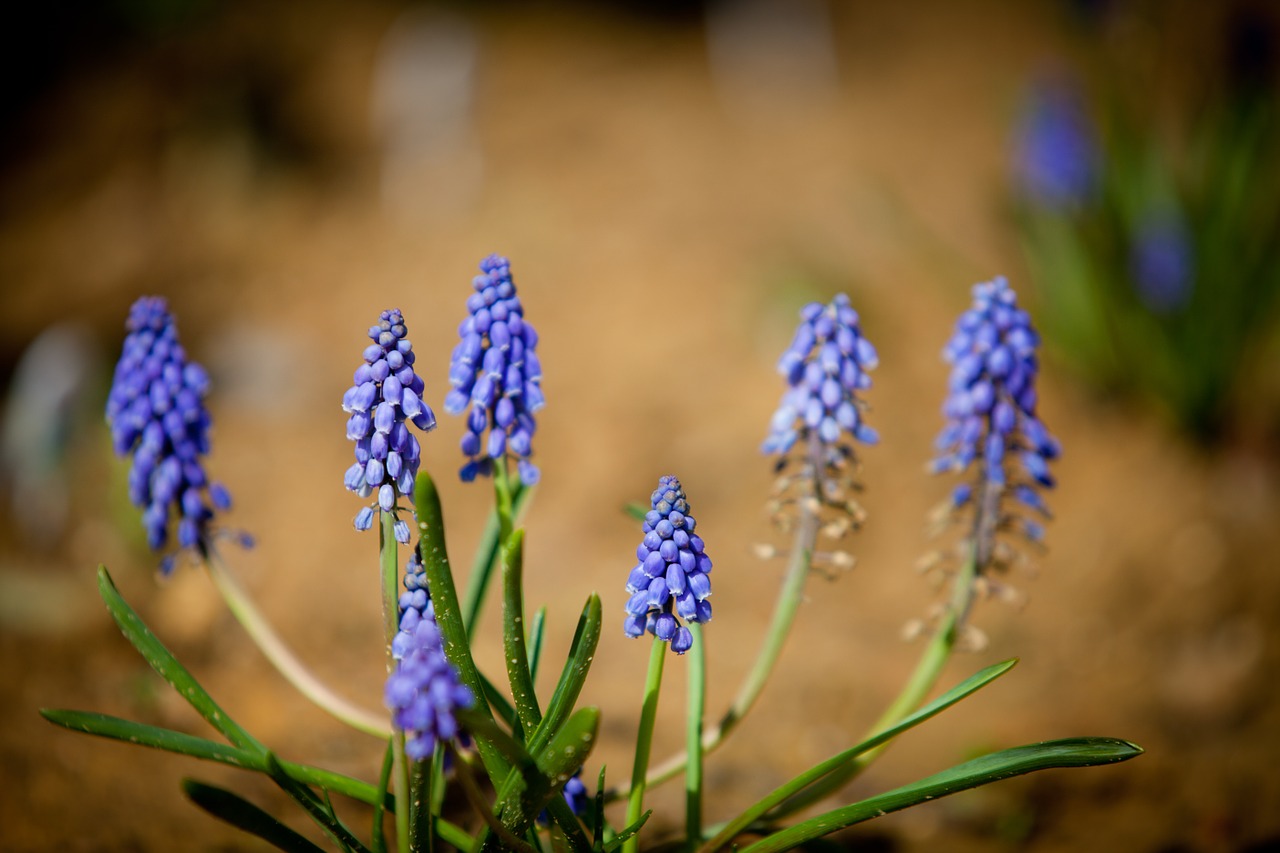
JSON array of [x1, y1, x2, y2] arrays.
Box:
[[502, 529, 543, 733], [527, 594, 601, 759], [592, 766, 608, 852], [183, 778, 326, 853], [96, 566, 263, 752], [704, 659, 1019, 849], [477, 672, 519, 730], [542, 796, 593, 853], [602, 811, 651, 853], [42, 708, 390, 807], [413, 471, 508, 783], [265, 753, 372, 853], [528, 606, 547, 682], [741, 738, 1143, 853], [461, 481, 530, 633], [372, 740, 394, 853]]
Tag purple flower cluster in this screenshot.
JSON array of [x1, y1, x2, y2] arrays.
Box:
[[385, 550, 472, 760], [762, 294, 879, 463], [624, 476, 712, 655], [106, 297, 231, 573], [1130, 209, 1194, 314], [444, 255, 544, 486], [1015, 79, 1098, 210], [342, 309, 436, 539], [934, 277, 1060, 546]]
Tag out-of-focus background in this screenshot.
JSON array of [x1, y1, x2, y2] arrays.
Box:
[[3, 1, 1279, 850]]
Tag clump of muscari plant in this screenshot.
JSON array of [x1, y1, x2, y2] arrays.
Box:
[[1011, 16, 1280, 441], [43, 260, 1140, 853]]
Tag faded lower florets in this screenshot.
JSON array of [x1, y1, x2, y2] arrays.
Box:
[[385, 551, 472, 760], [342, 309, 436, 539], [444, 255, 544, 486], [623, 475, 712, 655], [922, 276, 1060, 631], [105, 296, 233, 574], [760, 294, 878, 572]]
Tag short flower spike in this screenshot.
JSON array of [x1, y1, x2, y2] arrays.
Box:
[[105, 297, 233, 574], [624, 475, 712, 655], [1015, 78, 1099, 210], [933, 276, 1060, 569], [385, 550, 472, 759], [444, 255, 544, 485], [342, 309, 436, 537]]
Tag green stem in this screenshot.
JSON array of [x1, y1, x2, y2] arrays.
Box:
[[637, 505, 818, 794], [203, 552, 390, 738], [382, 511, 411, 853], [461, 482, 530, 634], [765, 541, 979, 819], [686, 624, 706, 850], [624, 638, 668, 853], [493, 457, 516, 542]]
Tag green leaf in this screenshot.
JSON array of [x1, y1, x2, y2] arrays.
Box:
[[264, 753, 372, 853], [95, 566, 263, 753], [371, 740, 393, 853], [461, 481, 530, 633], [413, 471, 509, 783], [41, 708, 389, 807], [726, 659, 1018, 837], [602, 811, 651, 853], [741, 738, 1143, 853], [183, 778, 327, 853], [622, 503, 646, 522], [502, 529, 543, 733], [528, 606, 547, 683], [527, 595, 602, 759]]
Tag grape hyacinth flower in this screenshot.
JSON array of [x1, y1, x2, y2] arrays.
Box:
[[443, 255, 544, 485], [105, 297, 233, 574], [342, 309, 436, 540], [1130, 208, 1194, 314], [1014, 78, 1099, 211], [624, 476, 712, 655], [385, 550, 473, 760], [932, 276, 1060, 572], [761, 294, 878, 546]]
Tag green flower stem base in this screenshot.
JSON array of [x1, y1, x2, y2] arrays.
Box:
[[204, 552, 390, 738], [624, 637, 668, 853], [381, 510, 411, 853], [686, 623, 706, 850], [636, 503, 819, 795]]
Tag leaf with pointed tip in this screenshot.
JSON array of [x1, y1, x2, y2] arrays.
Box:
[[183, 779, 326, 853], [264, 753, 372, 853]]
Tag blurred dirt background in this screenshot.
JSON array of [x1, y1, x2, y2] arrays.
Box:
[[2, 1, 1279, 851]]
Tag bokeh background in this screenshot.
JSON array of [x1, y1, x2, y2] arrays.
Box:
[[3, 1, 1279, 851]]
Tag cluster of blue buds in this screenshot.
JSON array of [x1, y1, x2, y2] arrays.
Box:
[[444, 255, 544, 486], [342, 309, 435, 541], [385, 550, 472, 760], [1015, 78, 1099, 211], [106, 296, 232, 573], [763, 293, 879, 465], [933, 277, 1060, 562], [1130, 208, 1194, 314], [624, 476, 712, 655]]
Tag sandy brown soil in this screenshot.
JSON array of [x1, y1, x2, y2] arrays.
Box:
[[2, 2, 1279, 851]]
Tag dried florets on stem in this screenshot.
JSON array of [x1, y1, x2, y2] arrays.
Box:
[[761, 294, 878, 569], [623, 475, 712, 655], [925, 276, 1060, 630], [106, 297, 234, 574], [444, 254, 545, 485], [342, 309, 436, 541]]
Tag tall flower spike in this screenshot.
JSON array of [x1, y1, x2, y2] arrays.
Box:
[[762, 294, 877, 548], [443, 254, 544, 485], [1014, 78, 1099, 211], [105, 297, 233, 574], [623, 475, 712, 655], [932, 276, 1060, 574], [342, 309, 436, 540], [385, 551, 473, 759]]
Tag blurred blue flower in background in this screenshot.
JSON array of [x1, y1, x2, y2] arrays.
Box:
[[1014, 77, 1099, 210]]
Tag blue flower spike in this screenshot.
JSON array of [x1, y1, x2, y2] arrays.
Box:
[[930, 276, 1060, 588], [385, 550, 473, 759], [624, 475, 712, 655], [105, 296, 236, 574], [444, 255, 544, 486], [1014, 77, 1099, 211], [761, 293, 878, 566], [342, 309, 436, 540]]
